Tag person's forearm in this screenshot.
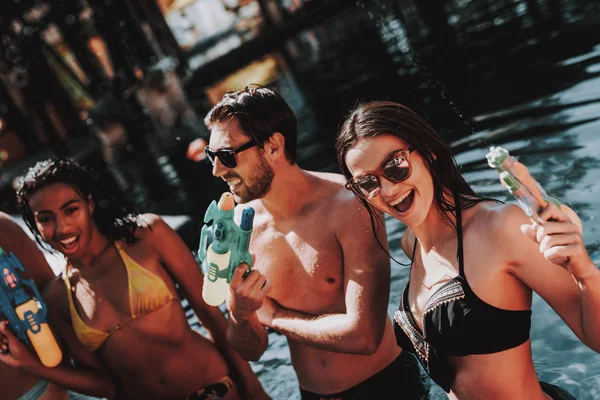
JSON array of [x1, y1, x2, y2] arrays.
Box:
[[270, 307, 379, 354], [26, 362, 116, 399], [214, 334, 264, 397], [577, 265, 600, 352], [227, 313, 268, 362], [195, 304, 266, 397]]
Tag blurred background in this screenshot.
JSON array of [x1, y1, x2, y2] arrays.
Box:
[[1, 0, 600, 398]]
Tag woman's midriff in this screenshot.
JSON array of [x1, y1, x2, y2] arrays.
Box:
[[290, 318, 401, 395], [449, 341, 549, 400], [97, 301, 231, 399]]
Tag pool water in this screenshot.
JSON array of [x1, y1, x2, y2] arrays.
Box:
[[247, 2, 600, 398]]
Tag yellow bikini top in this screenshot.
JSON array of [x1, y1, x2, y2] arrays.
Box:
[[62, 242, 178, 352]]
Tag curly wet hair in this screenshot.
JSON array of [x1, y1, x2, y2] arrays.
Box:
[[15, 158, 142, 252]]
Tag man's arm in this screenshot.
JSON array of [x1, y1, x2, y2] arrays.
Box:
[[260, 195, 391, 355], [226, 265, 271, 362]]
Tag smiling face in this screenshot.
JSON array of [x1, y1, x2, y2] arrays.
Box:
[[345, 134, 435, 227], [28, 182, 98, 259], [208, 118, 274, 204]]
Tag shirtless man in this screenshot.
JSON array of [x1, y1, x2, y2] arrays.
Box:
[[203, 86, 430, 399], [0, 212, 68, 400]]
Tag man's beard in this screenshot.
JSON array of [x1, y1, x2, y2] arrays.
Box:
[[234, 153, 275, 203]]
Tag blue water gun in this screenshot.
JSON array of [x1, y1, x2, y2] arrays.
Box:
[[198, 192, 255, 306], [0, 247, 62, 367]]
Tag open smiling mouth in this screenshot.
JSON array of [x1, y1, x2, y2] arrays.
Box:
[[226, 178, 242, 191], [58, 236, 80, 252], [390, 190, 414, 213]]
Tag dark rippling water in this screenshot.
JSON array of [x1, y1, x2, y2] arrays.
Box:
[[11, 1, 600, 399], [226, 1, 600, 398]]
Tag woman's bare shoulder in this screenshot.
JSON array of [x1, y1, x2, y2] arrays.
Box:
[[126, 214, 167, 240], [466, 201, 533, 258]]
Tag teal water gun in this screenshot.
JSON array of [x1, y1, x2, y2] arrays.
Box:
[[0, 247, 62, 367], [198, 192, 255, 306]]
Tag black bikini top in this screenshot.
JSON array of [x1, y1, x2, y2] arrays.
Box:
[[393, 197, 532, 392]]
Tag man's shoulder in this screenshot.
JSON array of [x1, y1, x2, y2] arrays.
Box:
[[304, 171, 362, 211], [306, 170, 354, 200], [307, 170, 347, 186]]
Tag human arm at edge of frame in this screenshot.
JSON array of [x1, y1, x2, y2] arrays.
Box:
[[0, 213, 55, 290]]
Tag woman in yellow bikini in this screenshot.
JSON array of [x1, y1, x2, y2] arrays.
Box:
[[1, 158, 269, 400]]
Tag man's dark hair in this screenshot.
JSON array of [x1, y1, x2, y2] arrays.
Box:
[[204, 85, 298, 164]]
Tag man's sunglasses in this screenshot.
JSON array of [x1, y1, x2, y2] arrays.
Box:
[[345, 147, 415, 199], [204, 140, 258, 169]]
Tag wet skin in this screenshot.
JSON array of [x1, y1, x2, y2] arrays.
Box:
[[345, 134, 599, 400], [0, 213, 68, 400], [28, 183, 250, 400], [209, 120, 401, 394]]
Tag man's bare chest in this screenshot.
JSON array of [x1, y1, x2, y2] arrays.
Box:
[[250, 226, 344, 307]]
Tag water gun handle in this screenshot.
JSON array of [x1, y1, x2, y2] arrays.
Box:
[[500, 172, 544, 223], [229, 207, 255, 282], [15, 300, 63, 367], [507, 160, 582, 231], [0, 249, 63, 367]]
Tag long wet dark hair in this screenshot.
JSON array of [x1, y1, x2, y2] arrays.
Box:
[[336, 101, 495, 252], [16, 158, 142, 252]]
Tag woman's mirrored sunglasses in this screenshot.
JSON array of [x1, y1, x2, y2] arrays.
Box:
[[345, 147, 415, 199]]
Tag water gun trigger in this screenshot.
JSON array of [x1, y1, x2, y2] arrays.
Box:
[[228, 253, 253, 282], [0, 248, 63, 367], [242, 267, 252, 279]]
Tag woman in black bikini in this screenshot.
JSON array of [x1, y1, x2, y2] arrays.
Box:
[[336, 101, 600, 399]]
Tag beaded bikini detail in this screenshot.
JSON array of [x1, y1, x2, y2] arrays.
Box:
[[423, 279, 465, 315], [394, 291, 430, 366], [394, 278, 466, 368], [392, 195, 532, 393]]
